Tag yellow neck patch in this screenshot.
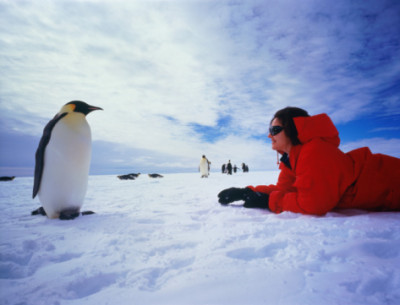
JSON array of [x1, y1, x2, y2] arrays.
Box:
[[59, 103, 76, 114]]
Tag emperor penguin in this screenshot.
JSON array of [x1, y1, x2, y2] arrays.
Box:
[[32, 101, 102, 220], [199, 155, 210, 178]]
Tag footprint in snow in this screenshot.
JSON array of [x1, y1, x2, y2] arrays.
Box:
[[64, 272, 119, 299], [226, 241, 288, 260], [129, 257, 196, 291], [0, 239, 78, 279], [360, 241, 400, 259]]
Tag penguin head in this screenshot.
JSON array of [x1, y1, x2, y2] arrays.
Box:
[[60, 101, 103, 116]]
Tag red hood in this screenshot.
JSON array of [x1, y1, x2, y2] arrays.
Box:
[[294, 114, 340, 147]]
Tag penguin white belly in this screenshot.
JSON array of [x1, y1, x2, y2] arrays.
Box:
[[38, 119, 91, 218], [199, 159, 209, 177]]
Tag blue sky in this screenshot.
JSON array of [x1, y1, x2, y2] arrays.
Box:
[[0, 0, 399, 176]]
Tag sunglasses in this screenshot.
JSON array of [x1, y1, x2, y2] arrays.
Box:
[[269, 125, 284, 136]]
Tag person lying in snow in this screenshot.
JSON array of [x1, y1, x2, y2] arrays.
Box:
[[218, 107, 400, 215]]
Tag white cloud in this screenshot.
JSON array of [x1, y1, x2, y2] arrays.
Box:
[[340, 138, 400, 158], [1, 0, 399, 173]]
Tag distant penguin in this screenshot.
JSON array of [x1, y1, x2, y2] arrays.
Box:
[[32, 101, 102, 219], [148, 174, 163, 178], [0, 176, 15, 181], [199, 155, 209, 178], [117, 173, 140, 180], [227, 160, 232, 175]]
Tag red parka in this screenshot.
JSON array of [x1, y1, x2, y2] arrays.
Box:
[[248, 114, 400, 215]]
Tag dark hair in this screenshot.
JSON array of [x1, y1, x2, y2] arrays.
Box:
[[271, 107, 310, 145]]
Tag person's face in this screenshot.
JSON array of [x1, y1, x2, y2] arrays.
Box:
[[268, 118, 293, 154]]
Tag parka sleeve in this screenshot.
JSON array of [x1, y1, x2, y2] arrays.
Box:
[[269, 140, 354, 215], [247, 164, 296, 195]]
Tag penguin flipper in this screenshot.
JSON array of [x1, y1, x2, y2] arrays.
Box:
[[33, 112, 68, 198]]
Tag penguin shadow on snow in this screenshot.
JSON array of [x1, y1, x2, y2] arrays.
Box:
[[31, 206, 95, 220], [31, 101, 102, 220]]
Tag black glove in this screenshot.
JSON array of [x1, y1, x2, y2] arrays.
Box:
[[218, 187, 247, 205], [243, 190, 269, 209], [218, 187, 269, 209]]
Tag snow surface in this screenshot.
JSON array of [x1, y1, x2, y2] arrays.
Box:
[[1, 171, 399, 305]]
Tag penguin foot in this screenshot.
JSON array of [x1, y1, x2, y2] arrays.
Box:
[[59, 210, 80, 220], [31, 207, 47, 216], [58, 210, 95, 220]]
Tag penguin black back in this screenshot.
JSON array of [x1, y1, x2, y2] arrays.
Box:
[[33, 113, 68, 198]]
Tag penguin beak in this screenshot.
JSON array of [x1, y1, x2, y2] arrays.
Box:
[[87, 105, 103, 113]]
